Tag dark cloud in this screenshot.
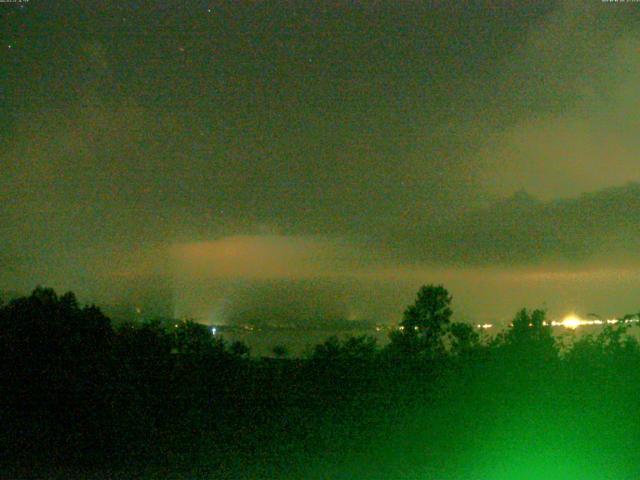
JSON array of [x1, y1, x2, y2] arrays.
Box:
[[2, 1, 640, 323], [395, 183, 640, 267]]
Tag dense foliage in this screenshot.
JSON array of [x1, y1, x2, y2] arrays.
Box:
[[1, 286, 640, 479]]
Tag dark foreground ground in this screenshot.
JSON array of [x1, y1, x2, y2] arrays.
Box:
[[3, 289, 640, 479]]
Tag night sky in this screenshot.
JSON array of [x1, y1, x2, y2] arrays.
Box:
[[2, 1, 640, 324]]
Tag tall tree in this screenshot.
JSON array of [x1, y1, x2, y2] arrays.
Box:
[[390, 284, 453, 357], [497, 308, 558, 364]]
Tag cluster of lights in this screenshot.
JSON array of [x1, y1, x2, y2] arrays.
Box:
[[475, 314, 640, 331], [397, 325, 421, 332], [548, 314, 639, 330], [476, 324, 494, 330]]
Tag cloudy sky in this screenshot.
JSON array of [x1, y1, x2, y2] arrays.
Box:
[[2, 1, 640, 324]]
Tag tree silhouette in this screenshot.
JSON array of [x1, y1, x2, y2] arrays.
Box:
[[310, 335, 378, 363], [229, 340, 251, 358], [172, 320, 225, 357], [0, 287, 115, 462], [503, 308, 549, 343], [448, 321, 481, 357], [495, 308, 558, 365], [8, 283, 640, 477], [389, 284, 452, 357], [272, 344, 289, 358]]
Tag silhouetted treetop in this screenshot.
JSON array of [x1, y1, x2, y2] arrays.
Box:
[[389, 284, 453, 357], [401, 285, 452, 334], [494, 308, 558, 364]]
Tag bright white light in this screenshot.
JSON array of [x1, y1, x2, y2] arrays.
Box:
[[211, 327, 217, 335], [560, 314, 582, 329]]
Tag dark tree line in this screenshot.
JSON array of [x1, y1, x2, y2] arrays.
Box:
[[2, 285, 640, 479]]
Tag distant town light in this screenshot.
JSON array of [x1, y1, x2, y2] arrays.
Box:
[[476, 323, 493, 330], [560, 314, 582, 329]]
